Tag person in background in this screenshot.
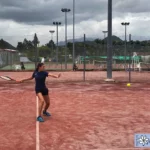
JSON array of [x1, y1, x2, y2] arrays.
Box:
[[41, 57, 45, 63], [20, 62, 25, 70], [73, 63, 78, 71]]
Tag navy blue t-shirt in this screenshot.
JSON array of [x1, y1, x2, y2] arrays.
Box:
[[32, 71, 48, 90]]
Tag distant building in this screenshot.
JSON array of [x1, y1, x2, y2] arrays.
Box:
[[0, 49, 19, 68]]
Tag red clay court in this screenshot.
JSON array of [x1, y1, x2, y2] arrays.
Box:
[[0, 71, 150, 150]]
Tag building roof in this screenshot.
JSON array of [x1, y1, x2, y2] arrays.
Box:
[[0, 49, 17, 52]]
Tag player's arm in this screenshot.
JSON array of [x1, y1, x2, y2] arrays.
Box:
[[48, 73, 61, 78], [18, 71, 36, 82], [21, 77, 34, 82], [17, 76, 34, 83]]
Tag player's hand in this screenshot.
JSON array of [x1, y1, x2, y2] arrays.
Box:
[[16, 80, 23, 83], [57, 74, 61, 78]]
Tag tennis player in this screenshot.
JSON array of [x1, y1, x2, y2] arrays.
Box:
[[18, 63, 61, 122]]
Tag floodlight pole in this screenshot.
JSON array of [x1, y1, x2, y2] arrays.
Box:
[[53, 22, 61, 63], [103, 31, 108, 40], [129, 34, 132, 83], [73, 0, 75, 66], [49, 30, 55, 41], [49, 30, 55, 57], [121, 22, 130, 69], [61, 8, 71, 70], [83, 34, 86, 81]]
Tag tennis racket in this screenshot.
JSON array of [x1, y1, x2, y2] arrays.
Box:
[[0, 76, 15, 81]]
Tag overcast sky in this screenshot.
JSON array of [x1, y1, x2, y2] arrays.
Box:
[[0, 0, 150, 46]]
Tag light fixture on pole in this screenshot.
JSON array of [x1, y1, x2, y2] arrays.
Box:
[[121, 22, 130, 68], [49, 30, 55, 41], [61, 8, 71, 70], [49, 30, 55, 58], [102, 31, 108, 39], [53, 22, 61, 63]]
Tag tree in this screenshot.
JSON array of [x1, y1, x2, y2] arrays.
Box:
[[38, 46, 51, 57], [46, 40, 55, 49], [95, 39, 102, 44], [23, 38, 34, 50], [17, 42, 25, 52], [32, 33, 39, 46], [135, 40, 140, 45], [141, 41, 147, 46], [32, 33, 40, 66], [0, 39, 16, 49], [23, 38, 28, 47], [27, 40, 34, 49], [0, 39, 5, 48], [17, 38, 35, 52]]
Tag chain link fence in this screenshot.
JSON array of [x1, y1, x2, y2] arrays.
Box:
[[0, 49, 20, 70], [1, 35, 150, 83]]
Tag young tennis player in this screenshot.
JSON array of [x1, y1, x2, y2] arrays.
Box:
[[17, 63, 61, 122]]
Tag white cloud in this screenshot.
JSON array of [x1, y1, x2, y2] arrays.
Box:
[[0, 0, 150, 47]]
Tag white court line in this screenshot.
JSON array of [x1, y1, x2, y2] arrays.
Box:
[[36, 96, 40, 150], [105, 147, 148, 150]]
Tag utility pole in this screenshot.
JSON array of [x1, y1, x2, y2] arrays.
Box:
[[121, 22, 130, 68], [49, 30, 55, 57], [105, 0, 114, 81], [73, 0, 75, 66], [53, 22, 61, 63], [61, 8, 71, 70]]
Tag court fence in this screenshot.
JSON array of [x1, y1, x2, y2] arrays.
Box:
[[0, 49, 19, 69], [1, 36, 150, 83]]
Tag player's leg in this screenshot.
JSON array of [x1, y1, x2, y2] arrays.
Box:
[[36, 92, 45, 122], [43, 95, 50, 111], [43, 93, 51, 116]]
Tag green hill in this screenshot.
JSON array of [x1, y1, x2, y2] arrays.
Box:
[[0, 39, 16, 49], [105, 35, 123, 42]]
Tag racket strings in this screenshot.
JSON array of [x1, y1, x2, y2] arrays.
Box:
[[0, 76, 12, 81]]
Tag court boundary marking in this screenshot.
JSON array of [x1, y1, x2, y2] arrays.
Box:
[[36, 96, 40, 150]]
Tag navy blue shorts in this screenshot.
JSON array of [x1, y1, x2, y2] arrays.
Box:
[[36, 88, 49, 96]]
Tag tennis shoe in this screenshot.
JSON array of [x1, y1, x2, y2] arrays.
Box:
[[37, 116, 44, 122], [43, 111, 51, 116]]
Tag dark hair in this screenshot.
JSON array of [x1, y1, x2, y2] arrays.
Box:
[[35, 63, 44, 72]]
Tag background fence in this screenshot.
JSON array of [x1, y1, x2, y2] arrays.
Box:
[[0, 49, 19, 69], [1, 34, 150, 83]]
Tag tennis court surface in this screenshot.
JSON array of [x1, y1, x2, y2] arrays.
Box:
[[0, 71, 150, 150]]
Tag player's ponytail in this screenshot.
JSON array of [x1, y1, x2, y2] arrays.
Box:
[[35, 63, 44, 72]]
